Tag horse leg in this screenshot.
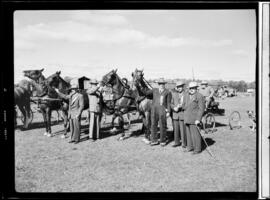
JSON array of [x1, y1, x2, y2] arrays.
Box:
[[144, 111, 151, 141], [40, 107, 49, 136], [61, 109, 69, 139], [18, 104, 27, 129], [46, 108, 52, 137], [110, 114, 117, 133], [24, 97, 32, 128], [118, 114, 125, 140]]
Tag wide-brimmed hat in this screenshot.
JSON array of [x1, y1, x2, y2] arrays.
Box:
[[188, 81, 198, 89], [201, 80, 208, 85], [70, 78, 79, 88], [156, 78, 167, 84], [176, 81, 185, 87], [90, 79, 99, 84]]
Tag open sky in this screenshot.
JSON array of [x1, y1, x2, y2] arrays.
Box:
[[14, 10, 256, 83]]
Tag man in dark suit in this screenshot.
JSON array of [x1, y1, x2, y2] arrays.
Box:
[[170, 81, 186, 149], [142, 78, 172, 147], [55, 78, 84, 144], [182, 81, 205, 154]]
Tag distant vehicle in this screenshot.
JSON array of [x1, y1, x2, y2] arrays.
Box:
[[223, 86, 236, 97]]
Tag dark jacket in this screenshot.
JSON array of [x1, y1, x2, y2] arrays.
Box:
[[182, 91, 205, 124], [145, 88, 171, 113], [170, 89, 186, 120]]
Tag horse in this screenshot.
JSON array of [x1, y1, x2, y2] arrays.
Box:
[[14, 80, 33, 129], [23, 68, 46, 84], [29, 75, 69, 137], [46, 71, 90, 131], [100, 69, 137, 140], [23, 68, 65, 122], [131, 68, 153, 142]]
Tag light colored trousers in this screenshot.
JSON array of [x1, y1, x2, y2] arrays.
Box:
[[89, 112, 101, 139]]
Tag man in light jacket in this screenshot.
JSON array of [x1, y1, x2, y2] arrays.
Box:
[[86, 79, 103, 141]]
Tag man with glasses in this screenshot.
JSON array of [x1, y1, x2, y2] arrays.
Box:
[[182, 82, 205, 154]]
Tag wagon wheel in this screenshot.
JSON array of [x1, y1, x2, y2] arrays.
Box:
[[203, 113, 216, 134], [229, 111, 241, 130], [20, 109, 34, 126]]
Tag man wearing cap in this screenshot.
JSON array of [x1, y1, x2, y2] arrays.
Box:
[[199, 81, 215, 109], [170, 81, 187, 149], [86, 79, 103, 141], [140, 78, 172, 146], [182, 81, 205, 154], [55, 78, 84, 144]]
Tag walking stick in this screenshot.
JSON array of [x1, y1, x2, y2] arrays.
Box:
[[196, 124, 216, 159]]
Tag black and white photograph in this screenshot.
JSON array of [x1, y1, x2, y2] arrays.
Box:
[[7, 3, 264, 196]]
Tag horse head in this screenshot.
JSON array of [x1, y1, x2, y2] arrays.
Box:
[[100, 69, 117, 86], [132, 68, 144, 87], [46, 71, 61, 88], [23, 68, 45, 83]]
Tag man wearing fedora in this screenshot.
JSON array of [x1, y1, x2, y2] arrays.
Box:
[[170, 81, 187, 149], [86, 79, 103, 141], [182, 81, 205, 154], [55, 78, 84, 144], [142, 78, 172, 146], [199, 80, 215, 109]]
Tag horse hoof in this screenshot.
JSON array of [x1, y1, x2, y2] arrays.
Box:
[[47, 133, 52, 137], [118, 137, 124, 141], [110, 128, 118, 133], [44, 132, 48, 136], [61, 135, 67, 139]]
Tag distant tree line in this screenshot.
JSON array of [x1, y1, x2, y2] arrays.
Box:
[[148, 78, 255, 93]]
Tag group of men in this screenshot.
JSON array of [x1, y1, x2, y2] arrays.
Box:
[[141, 79, 214, 154], [54, 77, 215, 155]]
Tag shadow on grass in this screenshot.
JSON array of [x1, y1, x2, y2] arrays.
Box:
[[16, 119, 63, 131], [201, 137, 216, 151], [215, 122, 228, 128]]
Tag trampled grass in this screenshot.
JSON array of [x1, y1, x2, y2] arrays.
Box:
[[15, 96, 256, 192]]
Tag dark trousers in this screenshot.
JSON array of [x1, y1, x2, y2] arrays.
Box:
[[151, 106, 166, 143], [185, 124, 202, 152], [69, 117, 81, 142], [173, 119, 186, 147], [89, 112, 101, 139]]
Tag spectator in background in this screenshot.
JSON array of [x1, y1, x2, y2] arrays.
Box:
[[199, 81, 215, 109], [182, 82, 205, 154], [170, 81, 187, 149]]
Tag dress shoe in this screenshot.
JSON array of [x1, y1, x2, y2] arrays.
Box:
[[68, 140, 75, 143], [183, 148, 193, 152], [172, 144, 180, 148], [160, 142, 167, 147], [150, 141, 159, 146]]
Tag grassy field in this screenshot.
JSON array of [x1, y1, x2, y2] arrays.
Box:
[[15, 95, 256, 192]]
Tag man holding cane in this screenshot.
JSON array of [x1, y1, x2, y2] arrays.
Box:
[[182, 81, 205, 154]]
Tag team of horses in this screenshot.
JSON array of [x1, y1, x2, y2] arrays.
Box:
[[14, 68, 153, 140]]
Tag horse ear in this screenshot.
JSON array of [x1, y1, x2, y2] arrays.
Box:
[[115, 69, 118, 73], [57, 71, 61, 75], [40, 68, 44, 72], [131, 72, 134, 77]]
